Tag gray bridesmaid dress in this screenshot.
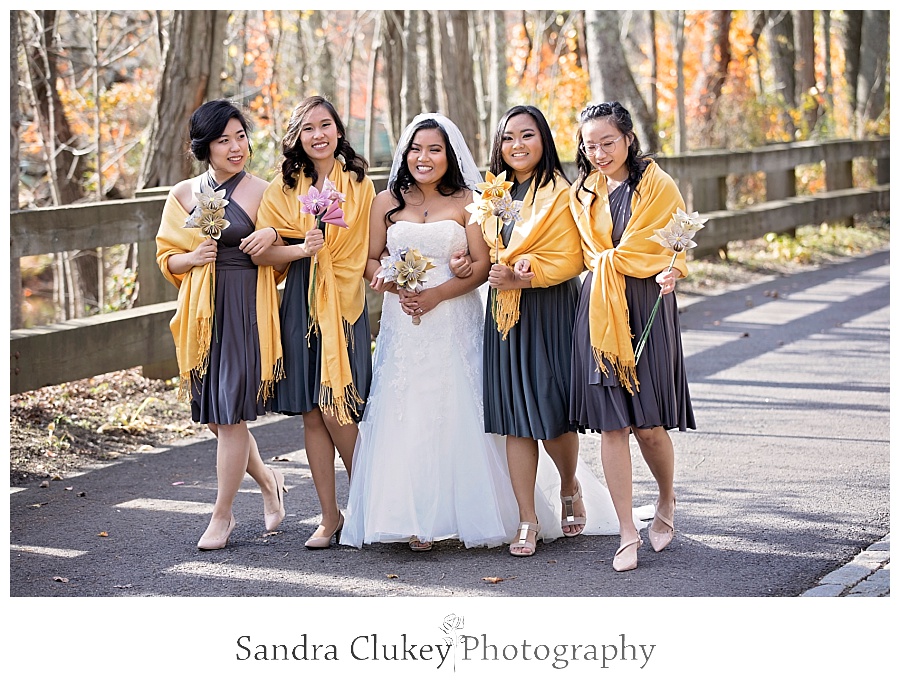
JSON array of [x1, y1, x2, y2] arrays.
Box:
[[483, 179, 581, 440], [191, 170, 267, 425], [570, 182, 696, 432]]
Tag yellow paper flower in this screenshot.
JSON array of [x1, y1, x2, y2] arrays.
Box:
[[198, 208, 230, 240], [394, 248, 436, 292], [476, 170, 514, 200], [197, 187, 229, 212]]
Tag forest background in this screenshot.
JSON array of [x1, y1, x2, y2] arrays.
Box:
[[9, 8, 890, 330]]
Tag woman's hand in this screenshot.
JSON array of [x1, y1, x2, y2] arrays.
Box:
[[302, 227, 325, 257], [487, 263, 524, 291], [513, 258, 535, 282], [398, 287, 441, 317], [239, 227, 279, 257], [449, 250, 473, 278], [192, 238, 218, 266], [656, 266, 681, 295]]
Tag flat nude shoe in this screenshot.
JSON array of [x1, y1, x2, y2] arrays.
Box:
[[560, 479, 586, 537], [197, 514, 237, 551], [264, 467, 288, 532], [612, 536, 642, 572], [509, 522, 540, 557], [648, 498, 676, 552]]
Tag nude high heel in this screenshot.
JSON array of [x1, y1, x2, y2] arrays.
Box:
[[648, 498, 676, 552], [197, 514, 237, 551], [264, 467, 287, 532], [304, 513, 344, 549]]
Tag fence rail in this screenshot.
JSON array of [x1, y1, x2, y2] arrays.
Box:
[[9, 137, 889, 394]]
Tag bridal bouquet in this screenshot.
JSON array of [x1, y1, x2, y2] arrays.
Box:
[[634, 208, 708, 363], [465, 170, 523, 319], [378, 247, 436, 325], [299, 178, 349, 328]]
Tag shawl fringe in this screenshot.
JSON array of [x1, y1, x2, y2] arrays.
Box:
[[493, 287, 522, 340]]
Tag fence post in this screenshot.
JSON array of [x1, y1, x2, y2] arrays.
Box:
[[824, 151, 855, 227], [134, 188, 179, 381], [691, 175, 727, 259], [766, 168, 798, 237]]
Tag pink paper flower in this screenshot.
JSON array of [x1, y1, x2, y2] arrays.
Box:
[[298, 186, 330, 216], [320, 199, 349, 228]]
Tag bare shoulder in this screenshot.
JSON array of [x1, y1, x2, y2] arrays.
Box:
[[372, 189, 396, 213], [243, 173, 271, 195], [171, 177, 198, 211]]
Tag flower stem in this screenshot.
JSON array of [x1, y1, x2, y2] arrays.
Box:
[[633, 252, 678, 364]]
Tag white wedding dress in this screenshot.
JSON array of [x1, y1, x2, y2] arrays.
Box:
[[341, 220, 641, 549]]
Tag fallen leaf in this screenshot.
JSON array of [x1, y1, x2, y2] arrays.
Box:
[[547, 559, 558, 564], [171, 481, 185, 486], [53, 576, 69, 583], [77, 491, 86, 497], [740, 332, 750, 338], [51, 475, 62, 481], [64, 486, 73, 491], [386, 573, 399, 579], [272, 456, 291, 462], [98, 531, 109, 537], [262, 531, 281, 538], [39, 481, 50, 488], [28, 502, 49, 508], [113, 584, 133, 589], [482, 576, 505, 584]]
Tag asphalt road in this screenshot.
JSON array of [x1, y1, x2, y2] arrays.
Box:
[[9, 248, 890, 599]]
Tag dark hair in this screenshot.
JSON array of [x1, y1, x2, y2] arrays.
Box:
[[573, 101, 651, 205], [189, 100, 253, 163], [489, 105, 567, 202], [386, 118, 469, 225], [280, 96, 368, 190]]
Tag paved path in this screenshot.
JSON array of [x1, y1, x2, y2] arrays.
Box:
[[7, 249, 890, 681]]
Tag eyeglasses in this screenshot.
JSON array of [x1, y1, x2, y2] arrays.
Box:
[[581, 135, 625, 156]]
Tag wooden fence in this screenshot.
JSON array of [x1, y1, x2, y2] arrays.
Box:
[[9, 137, 889, 394]]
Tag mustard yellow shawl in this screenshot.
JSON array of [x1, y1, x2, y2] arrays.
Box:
[[256, 163, 375, 425], [482, 173, 583, 339], [569, 161, 687, 394], [155, 193, 283, 403]]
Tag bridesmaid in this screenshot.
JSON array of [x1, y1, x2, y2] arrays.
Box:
[[475, 105, 586, 556], [156, 99, 286, 550], [254, 96, 375, 549], [569, 101, 695, 572]]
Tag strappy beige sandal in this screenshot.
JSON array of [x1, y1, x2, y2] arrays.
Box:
[[509, 522, 540, 557], [560, 479, 587, 537], [409, 537, 433, 552]]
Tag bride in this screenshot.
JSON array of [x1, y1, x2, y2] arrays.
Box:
[[341, 113, 636, 551]]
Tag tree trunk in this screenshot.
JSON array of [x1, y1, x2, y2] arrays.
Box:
[[429, 11, 448, 115], [11, 10, 23, 328], [420, 11, 438, 113], [380, 9, 404, 146], [842, 11, 863, 115], [25, 10, 87, 205], [822, 11, 834, 117], [364, 12, 382, 163], [400, 10, 421, 133], [649, 10, 658, 124], [765, 10, 796, 138], [488, 10, 507, 128], [584, 10, 659, 152], [674, 11, 687, 153], [856, 9, 889, 133], [696, 10, 732, 147], [794, 10, 817, 134], [439, 11, 481, 160], [138, 10, 227, 189], [307, 11, 335, 99]]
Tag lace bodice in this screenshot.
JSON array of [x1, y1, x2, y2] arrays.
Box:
[[373, 219, 486, 420], [387, 220, 469, 289]]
